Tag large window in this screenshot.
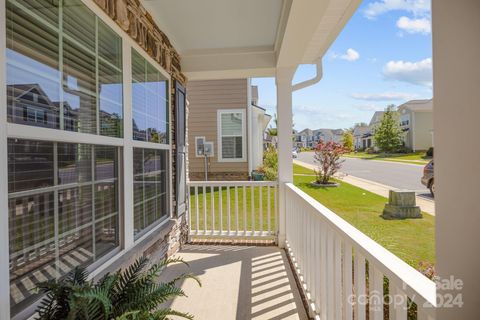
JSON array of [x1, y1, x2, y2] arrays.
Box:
[[218, 109, 246, 161], [6, 0, 123, 137], [132, 49, 168, 143], [8, 139, 119, 315], [133, 148, 168, 238]]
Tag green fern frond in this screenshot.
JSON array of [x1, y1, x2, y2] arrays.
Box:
[[151, 308, 194, 320]]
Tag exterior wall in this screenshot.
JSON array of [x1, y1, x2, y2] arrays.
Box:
[[412, 111, 433, 151], [433, 1, 480, 319], [187, 79, 249, 180], [0, 0, 189, 317]]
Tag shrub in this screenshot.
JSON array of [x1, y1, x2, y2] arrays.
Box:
[[365, 147, 376, 154], [35, 256, 200, 320], [259, 145, 278, 180], [426, 147, 434, 157], [313, 141, 349, 184]]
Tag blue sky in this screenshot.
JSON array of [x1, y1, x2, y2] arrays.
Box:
[[252, 0, 432, 131]]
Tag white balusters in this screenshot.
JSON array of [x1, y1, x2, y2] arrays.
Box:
[[187, 181, 278, 239], [283, 183, 436, 320]]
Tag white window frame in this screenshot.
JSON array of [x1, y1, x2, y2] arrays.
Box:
[[1, 1, 175, 317], [217, 109, 246, 162]]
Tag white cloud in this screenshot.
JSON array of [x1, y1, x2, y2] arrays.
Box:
[[355, 104, 387, 112], [364, 0, 430, 19], [396, 16, 431, 34], [382, 58, 432, 87], [331, 48, 360, 62], [292, 105, 357, 130], [351, 92, 418, 101]]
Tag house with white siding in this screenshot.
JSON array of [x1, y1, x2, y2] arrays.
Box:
[[397, 99, 433, 151]]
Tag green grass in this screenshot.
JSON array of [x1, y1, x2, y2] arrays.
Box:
[[343, 151, 432, 164], [189, 165, 435, 268], [189, 185, 276, 233], [293, 164, 435, 268]]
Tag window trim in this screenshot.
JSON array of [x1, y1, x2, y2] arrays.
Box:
[[217, 109, 246, 162], [4, 0, 176, 317]]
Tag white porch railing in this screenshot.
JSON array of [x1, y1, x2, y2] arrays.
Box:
[[187, 181, 278, 239], [285, 183, 437, 320]]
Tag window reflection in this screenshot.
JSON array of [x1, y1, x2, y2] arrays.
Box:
[[6, 0, 123, 137], [133, 148, 168, 237], [8, 139, 120, 315], [132, 49, 168, 144]]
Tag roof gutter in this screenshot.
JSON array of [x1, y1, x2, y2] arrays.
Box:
[[292, 58, 323, 92]]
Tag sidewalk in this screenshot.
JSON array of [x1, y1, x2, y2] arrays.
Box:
[[294, 160, 435, 216]]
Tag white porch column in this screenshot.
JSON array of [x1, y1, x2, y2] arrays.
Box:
[[0, 0, 10, 318], [276, 67, 295, 248], [433, 1, 480, 319]]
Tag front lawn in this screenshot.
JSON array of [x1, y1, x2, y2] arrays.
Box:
[[293, 164, 435, 268], [343, 151, 432, 165]]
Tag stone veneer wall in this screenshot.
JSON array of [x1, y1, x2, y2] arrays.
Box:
[[92, 0, 189, 266]]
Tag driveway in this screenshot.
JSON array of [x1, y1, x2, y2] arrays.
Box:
[[296, 151, 432, 199]]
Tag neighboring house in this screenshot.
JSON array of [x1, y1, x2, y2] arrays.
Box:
[[397, 99, 434, 151], [187, 80, 271, 181], [362, 111, 386, 150], [294, 128, 344, 148], [352, 125, 370, 150]]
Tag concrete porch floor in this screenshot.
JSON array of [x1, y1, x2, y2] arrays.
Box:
[[159, 244, 308, 320]]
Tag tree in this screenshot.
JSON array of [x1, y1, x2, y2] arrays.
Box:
[[373, 105, 403, 153], [313, 141, 349, 184], [342, 131, 354, 151]]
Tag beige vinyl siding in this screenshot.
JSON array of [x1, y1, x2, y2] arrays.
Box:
[[187, 79, 249, 176]]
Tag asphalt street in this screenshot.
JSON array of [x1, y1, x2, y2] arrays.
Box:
[[296, 151, 432, 198]]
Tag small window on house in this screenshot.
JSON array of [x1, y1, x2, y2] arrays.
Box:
[[218, 110, 245, 161]]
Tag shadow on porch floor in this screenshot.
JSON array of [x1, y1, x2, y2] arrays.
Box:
[[159, 244, 308, 320]]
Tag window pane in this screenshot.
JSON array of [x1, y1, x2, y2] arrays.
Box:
[[58, 186, 93, 235], [95, 146, 117, 181], [133, 148, 168, 238], [98, 20, 123, 138], [95, 214, 118, 260], [63, 0, 95, 52], [8, 140, 119, 315], [235, 136, 243, 158], [221, 113, 242, 136], [8, 139, 54, 193], [6, 0, 60, 129], [222, 137, 235, 159], [132, 49, 168, 144], [63, 38, 97, 134], [9, 192, 56, 313], [58, 143, 92, 185]]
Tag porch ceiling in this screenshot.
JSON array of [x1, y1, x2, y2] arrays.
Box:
[[142, 0, 361, 80]]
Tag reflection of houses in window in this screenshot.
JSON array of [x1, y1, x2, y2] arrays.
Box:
[[7, 84, 59, 129]]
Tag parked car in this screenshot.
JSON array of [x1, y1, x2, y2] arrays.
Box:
[[292, 149, 298, 158], [421, 160, 434, 196]]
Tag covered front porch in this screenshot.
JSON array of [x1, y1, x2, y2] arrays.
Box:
[[161, 244, 307, 320]]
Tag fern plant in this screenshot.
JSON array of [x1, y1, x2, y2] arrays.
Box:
[[35, 256, 200, 320]]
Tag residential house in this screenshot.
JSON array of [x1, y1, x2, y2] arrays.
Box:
[[352, 125, 370, 150], [362, 111, 385, 150], [0, 0, 476, 319], [187, 80, 271, 180], [397, 99, 434, 151], [295, 128, 344, 148]]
